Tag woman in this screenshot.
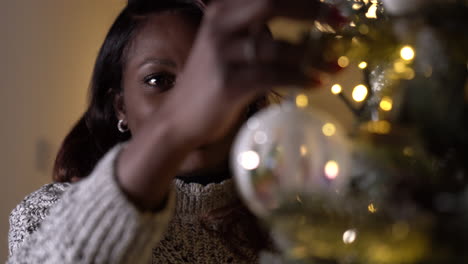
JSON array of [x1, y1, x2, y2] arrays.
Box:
[[8, 0, 343, 263]]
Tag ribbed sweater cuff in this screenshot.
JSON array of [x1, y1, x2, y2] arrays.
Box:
[[38, 144, 174, 263]]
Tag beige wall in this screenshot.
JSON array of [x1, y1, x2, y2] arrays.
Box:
[[0, 1, 358, 262], [0, 1, 125, 261]]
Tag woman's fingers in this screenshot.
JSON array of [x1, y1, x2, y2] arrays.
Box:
[[225, 64, 322, 93], [270, 0, 347, 27], [222, 36, 343, 75], [206, 0, 346, 38]]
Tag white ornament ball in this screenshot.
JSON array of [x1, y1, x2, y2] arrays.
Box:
[[231, 102, 351, 218]]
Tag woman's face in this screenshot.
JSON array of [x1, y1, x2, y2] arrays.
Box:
[[118, 12, 235, 177]]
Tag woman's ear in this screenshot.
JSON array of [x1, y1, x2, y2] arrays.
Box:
[[113, 92, 126, 121]]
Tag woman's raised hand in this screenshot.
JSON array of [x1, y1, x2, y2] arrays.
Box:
[[167, 0, 345, 145], [117, 0, 345, 210]]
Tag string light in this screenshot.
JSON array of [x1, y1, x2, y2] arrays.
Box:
[[331, 84, 342, 94], [352, 3, 362, 10], [296, 94, 309, 108], [358, 61, 368, 69], [368, 203, 378, 213], [403, 147, 414, 157], [343, 229, 357, 244], [403, 68, 416, 80], [364, 121, 392, 134], [365, 3, 378, 19], [324, 160, 339, 179], [338, 56, 350, 68], [379, 96, 393, 111], [352, 84, 368, 102], [359, 24, 369, 34], [400, 45, 416, 61], [394, 60, 407, 73], [322, 123, 336, 137]]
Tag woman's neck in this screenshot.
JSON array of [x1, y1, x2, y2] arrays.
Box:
[[176, 162, 231, 186]]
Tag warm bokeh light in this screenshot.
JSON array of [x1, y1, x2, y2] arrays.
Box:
[[368, 203, 378, 213], [403, 146, 414, 157], [379, 96, 393, 111], [400, 45, 415, 61], [366, 3, 378, 18], [364, 120, 392, 134], [331, 84, 342, 95], [324, 160, 339, 179], [300, 145, 307, 156], [338, 56, 350, 68], [358, 61, 368, 69], [296, 94, 308, 108], [343, 229, 357, 244], [394, 60, 407, 73], [322, 123, 336, 137], [352, 84, 368, 102], [352, 3, 362, 10], [253, 131, 268, 144], [359, 24, 369, 34], [403, 68, 416, 80], [238, 151, 260, 170]]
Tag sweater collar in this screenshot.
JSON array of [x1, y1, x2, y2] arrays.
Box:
[[173, 178, 239, 217]]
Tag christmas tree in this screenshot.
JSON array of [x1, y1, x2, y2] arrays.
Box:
[[232, 0, 468, 263]]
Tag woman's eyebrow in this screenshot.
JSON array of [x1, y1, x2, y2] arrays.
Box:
[[139, 58, 177, 68]]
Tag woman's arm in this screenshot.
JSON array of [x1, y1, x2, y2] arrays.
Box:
[[7, 145, 175, 264]]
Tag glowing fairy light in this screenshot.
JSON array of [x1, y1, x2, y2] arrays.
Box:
[[368, 203, 378, 213], [322, 123, 336, 137], [359, 24, 369, 34], [352, 3, 362, 10], [379, 96, 393, 111], [238, 151, 260, 170], [366, 3, 378, 19], [403, 68, 415, 80], [394, 60, 406, 73], [324, 160, 339, 179], [296, 94, 308, 108], [358, 61, 368, 69], [343, 229, 357, 244], [400, 45, 415, 61], [365, 120, 391, 134], [331, 84, 342, 94], [338, 56, 350, 68], [352, 84, 368, 102], [403, 146, 414, 157]]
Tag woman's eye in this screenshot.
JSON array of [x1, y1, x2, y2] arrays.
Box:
[[144, 73, 175, 92]]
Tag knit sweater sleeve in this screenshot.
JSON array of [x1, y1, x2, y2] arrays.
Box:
[[7, 145, 175, 264]]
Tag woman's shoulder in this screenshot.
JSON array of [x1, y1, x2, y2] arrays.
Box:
[[8, 182, 72, 255], [13, 182, 72, 214], [10, 182, 72, 232]]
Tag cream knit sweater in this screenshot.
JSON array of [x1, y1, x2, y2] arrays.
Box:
[[7, 145, 267, 263]]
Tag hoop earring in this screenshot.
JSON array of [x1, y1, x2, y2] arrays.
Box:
[[117, 120, 129, 133]]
